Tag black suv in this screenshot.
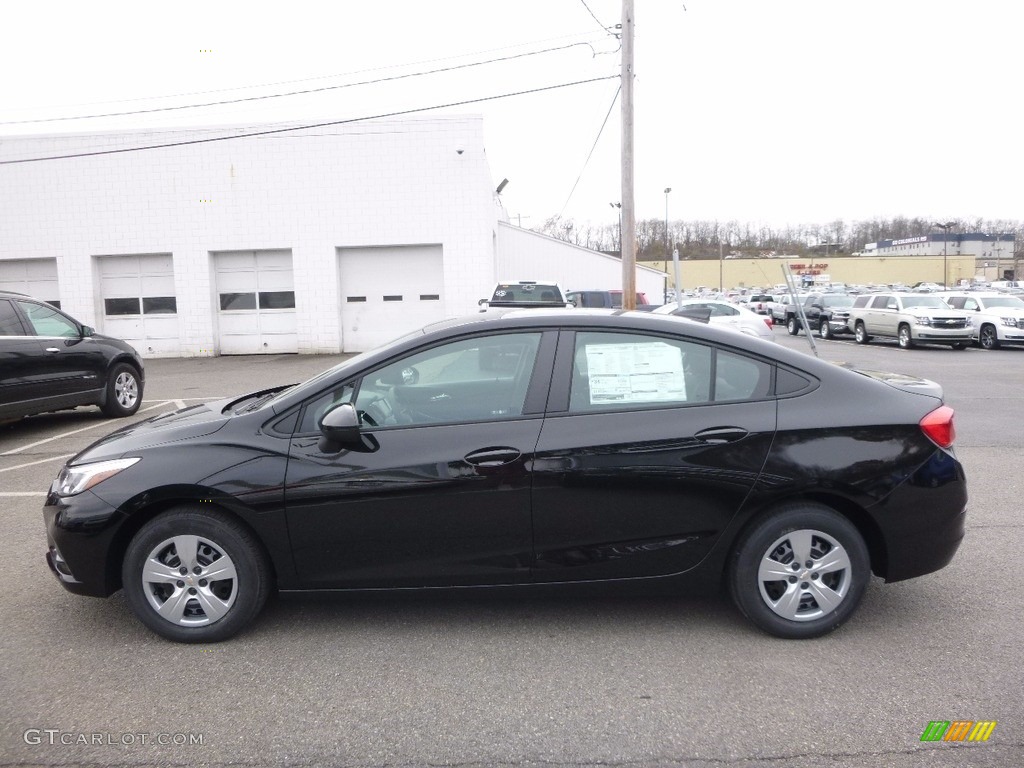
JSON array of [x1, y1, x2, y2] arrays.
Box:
[[0, 292, 145, 422]]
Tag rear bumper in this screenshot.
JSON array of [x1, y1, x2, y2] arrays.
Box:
[[872, 450, 968, 582]]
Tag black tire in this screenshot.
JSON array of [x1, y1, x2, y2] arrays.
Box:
[[729, 503, 870, 639], [122, 507, 272, 643], [818, 319, 833, 340], [854, 322, 870, 344], [979, 324, 1000, 350], [786, 316, 800, 335], [100, 363, 143, 417], [897, 324, 914, 349]]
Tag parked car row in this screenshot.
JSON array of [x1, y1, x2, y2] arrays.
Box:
[[777, 288, 1024, 350]]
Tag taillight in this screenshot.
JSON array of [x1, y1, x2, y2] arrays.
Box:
[[763, 317, 773, 328], [920, 405, 955, 449]]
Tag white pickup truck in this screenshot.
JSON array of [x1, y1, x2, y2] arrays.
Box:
[[847, 293, 972, 349]]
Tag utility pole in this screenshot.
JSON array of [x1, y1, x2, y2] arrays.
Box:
[[620, 0, 636, 309]]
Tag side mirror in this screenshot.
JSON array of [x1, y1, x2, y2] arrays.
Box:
[[321, 402, 360, 438], [81, 325, 95, 338], [478, 298, 488, 306], [318, 403, 361, 453]]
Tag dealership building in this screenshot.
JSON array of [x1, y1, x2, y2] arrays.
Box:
[[0, 117, 663, 357]]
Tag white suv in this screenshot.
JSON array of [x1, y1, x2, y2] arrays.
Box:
[[847, 293, 972, 349], [942, 292, 1024, 350]]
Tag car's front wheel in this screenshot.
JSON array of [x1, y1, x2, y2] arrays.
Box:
[[979, 324, 1000, 350], [100, 363, 142, 417], [818, 319, 833, 339], [730, 503, 869, 639], [897, 324, 914, 349], [122, 507, 272, 642], [786, 317, 800, 335]]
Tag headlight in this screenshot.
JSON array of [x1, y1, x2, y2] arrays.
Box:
[[913, 316, 932, 326], [55, 458, 140, 496], [1000, 317, 1018, 327]]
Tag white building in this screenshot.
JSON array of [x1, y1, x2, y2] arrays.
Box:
[[865, 232, 1015, 259], [0, 117, 664, 357]]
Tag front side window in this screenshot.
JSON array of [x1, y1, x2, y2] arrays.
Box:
[[16, 300, 79, 338], [569, 332, 771, 412], [353, 332, 542, 427], [298, 383, 356, 433]]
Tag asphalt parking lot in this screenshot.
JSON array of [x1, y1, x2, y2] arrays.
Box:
[[2, 330, 1021, 767]]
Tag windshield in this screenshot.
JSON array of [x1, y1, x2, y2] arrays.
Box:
[[985, 296, 1024, 309], [490, 283, 563, 303], [901, 296, 949, 309], [261, 325, 433, 410], [823, 295, 854, 307]]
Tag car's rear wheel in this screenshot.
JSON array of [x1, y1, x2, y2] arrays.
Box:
[[100, 363, 142, 417], [818, 319, 833, 339], [730, 503, 869, 639], [122, 507, 271, 642], [854, 322, 870, 344], [897, 324, 914, 349], [979, 324, 1000, 350], [786, 317, 800, 335]]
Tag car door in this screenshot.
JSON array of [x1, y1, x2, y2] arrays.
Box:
[[282, 330, 556, 588], [870, 294, 895, 336], [0, 298, 46, 415], [530, 329, 777, 582], [13, 299, 104, 400]]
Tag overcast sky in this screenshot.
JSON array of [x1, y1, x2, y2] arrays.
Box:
[[2, 1, 1019, 233]]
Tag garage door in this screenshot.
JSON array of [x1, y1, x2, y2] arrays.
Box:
[[215, 250, 297, 355], [0, 258, 60, 307], [338, 245, 444, 351], [98, 254, 180, 357]]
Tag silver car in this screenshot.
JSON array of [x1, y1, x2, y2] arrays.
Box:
[[653, 299, 776, 341]]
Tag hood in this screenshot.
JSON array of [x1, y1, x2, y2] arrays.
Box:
[[70, 397, 238, 464]]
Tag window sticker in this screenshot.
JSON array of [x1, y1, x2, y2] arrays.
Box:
[[584, 342, 686, 404]]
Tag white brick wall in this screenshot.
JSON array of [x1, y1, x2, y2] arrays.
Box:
[[0, 117, 647, 356]]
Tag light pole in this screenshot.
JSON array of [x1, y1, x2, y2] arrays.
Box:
[[663, 188, 672, 258], [993, 234, 1002, 281], [932, 221, 955, 287], [664, 188, 676, 303], [610, 202, 622, 257]]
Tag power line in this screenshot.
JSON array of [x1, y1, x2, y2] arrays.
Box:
[[0, 76, 619, 166], [578, 0, 619, 38], [1, 30, 608, 114], [558, 83, 622, 219], [0, 41, 610, 127]]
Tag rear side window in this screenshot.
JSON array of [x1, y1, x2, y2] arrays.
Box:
[[0, 299, 26, 335], [568, 332, 772, 412]]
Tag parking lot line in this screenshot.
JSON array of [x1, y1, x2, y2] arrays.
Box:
[[0, 492, 47, 497], [0, 454, 75, 473], [0, 400, 175, 457]]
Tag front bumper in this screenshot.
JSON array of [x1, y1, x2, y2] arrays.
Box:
[[43, 486, 125, 597]]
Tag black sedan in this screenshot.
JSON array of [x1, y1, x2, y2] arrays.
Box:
[[42, 309, 966, 642], [1, 291, 144, 421]]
